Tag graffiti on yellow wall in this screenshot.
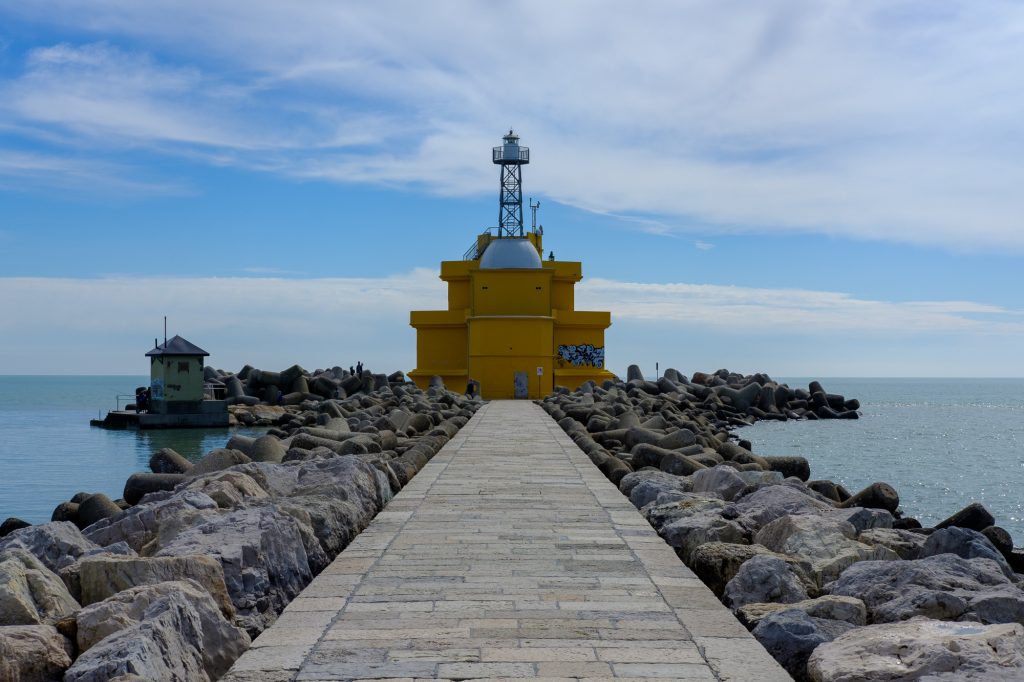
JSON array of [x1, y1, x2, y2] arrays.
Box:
[[558, 344, 604, 368]]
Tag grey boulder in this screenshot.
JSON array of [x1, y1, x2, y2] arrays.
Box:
[[0, 624, 73, 682], [0, 548, 80, 626], [77, 554, 234, 619], [689, 542, 789, 597], [807, 619, 1024, 682], [0, 521, 101, 572], [753, 609, 857, 681], [831, 553, 1024, 625], [922, 526, 1016, 579], [623, 470, 693, 508], [84, 489, 219, 554], [75, 580, 250, 679], [182, 470, 270, 509], [154, 503, 325, 635], [723, 554, 810, 608], [65, 589, 214, 682], [691, 465, 747, 501], [857, 527, 927, 560], [754, 514, 898, 587], [732, 484, 835, 530], [737, 595, 867, 629]]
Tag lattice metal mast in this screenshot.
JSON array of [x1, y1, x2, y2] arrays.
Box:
[[492, 129, 530, 237]]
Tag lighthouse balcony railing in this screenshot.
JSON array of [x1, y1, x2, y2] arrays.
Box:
[[463, 228, 498, 260], [492, 146, 529, 163]]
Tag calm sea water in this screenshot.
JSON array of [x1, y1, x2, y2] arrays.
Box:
[[3, 377, 1023, 543], [0, 376, 265, 525], [741, 378, 1024, 543]]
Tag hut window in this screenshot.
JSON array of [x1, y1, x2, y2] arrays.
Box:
[[178, 361, 190, 373]]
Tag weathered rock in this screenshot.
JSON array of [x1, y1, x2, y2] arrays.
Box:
[[56, 543, 136, 603], [689, 542, 788, 596], [857, 527, 927, 560], [754, 514, 899, 586], [84, 490, 219, 554], [187, 448, 252, 477], [752, 609, 857, 681], [75, 580, 250, 678], [656, 500, 747, 563], [936, 502, 996, 532], [691, 465, 747, 501], [831, 553, 1024, 625], [123, 473, 186, 506], [0, 624, 73, 682], [807, 619, 1024, 682], [838, 482, 899, 513], [623, 470, 693, 509], [922, 526, 1016, 578], [732, 484, 836, 530], [723, 555, 810, 608], [78, 554, 234, 619], [182, 470, 270, 509], [0, 549, 80, 626], [154, 504, 324, 635], [828, 506, 893, 534], [149, 448, 193, 474], [0, 521, 100, 572], [65, 590, 212, 682], [737, 595, 867, 629]]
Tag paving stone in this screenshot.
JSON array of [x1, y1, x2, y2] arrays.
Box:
[[224, 401, 788, 679]]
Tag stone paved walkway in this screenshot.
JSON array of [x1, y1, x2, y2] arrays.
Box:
[[224, 401, 791, 681]]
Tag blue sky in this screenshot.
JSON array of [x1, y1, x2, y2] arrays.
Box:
[[1, 1, 1022, 377]]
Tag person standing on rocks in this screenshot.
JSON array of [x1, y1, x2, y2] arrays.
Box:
[[356, 361, 363, 375]]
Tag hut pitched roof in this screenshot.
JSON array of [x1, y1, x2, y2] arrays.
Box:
[[146, 335, 210, 357]]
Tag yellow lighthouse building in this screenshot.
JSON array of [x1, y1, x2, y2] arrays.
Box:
[[409, 131, 615, 399]]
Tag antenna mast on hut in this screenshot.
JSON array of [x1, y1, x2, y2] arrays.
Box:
[[493, 129, 529, 237]]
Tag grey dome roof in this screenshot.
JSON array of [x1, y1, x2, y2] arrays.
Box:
[[479, 238, 543, 269]]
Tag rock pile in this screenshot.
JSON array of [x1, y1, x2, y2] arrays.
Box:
[[542, 365, 1024, 681], [0, 366, 480, 681]]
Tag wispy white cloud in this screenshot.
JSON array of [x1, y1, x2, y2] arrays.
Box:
[[578, 278, 1024, 334], [1, 271, 1021, 374], [694, 241, 714, 251], [1, 2, 1023, 250], [0, 148, 189, 195]]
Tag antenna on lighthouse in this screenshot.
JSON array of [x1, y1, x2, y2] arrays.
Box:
[[492, 129, 529, 237], [529, 198, 540, 232]]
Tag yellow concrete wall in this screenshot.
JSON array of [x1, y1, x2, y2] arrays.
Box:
[[472, 270, 552, 316], [545, 261, 582, 312], [469, 317, 553, 399], [414, 326, 467, 372], [440, 261, 473, 310]]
